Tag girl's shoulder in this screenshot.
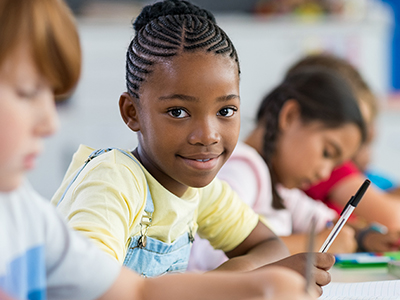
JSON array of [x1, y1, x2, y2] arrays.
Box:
[[51, 146, 147, 207]]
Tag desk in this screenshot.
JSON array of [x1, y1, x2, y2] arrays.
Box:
[[330, 265, 398, 283]]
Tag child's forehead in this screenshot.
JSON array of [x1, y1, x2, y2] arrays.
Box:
[[153, 51, 238, 75]]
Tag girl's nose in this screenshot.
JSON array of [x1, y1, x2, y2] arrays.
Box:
[[34, 92, 59, 137], [316, 161, 334, 182], [188, 118, 220, 146]]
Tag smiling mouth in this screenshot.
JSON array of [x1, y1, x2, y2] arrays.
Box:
[[178, 153, 223, 170], [194, 158, 212, 162]]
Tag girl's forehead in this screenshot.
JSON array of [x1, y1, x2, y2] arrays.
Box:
[[138, 52, 240, 103], [160, 51, 238, 71]]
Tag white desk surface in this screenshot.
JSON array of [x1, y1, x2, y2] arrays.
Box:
[[330, 265, 398, 283]]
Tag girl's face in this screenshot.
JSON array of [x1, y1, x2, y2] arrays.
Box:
[[0, 45, 58, 192], [272, 101, 362, 190], [121, 52, 240, 197]]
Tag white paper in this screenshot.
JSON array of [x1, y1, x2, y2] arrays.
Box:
[[319, 280, 400, 300]]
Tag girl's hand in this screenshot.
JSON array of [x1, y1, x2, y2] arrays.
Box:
[[250, 266, 319, 300], [361, 231, 400, 252], [317, 225, 357, 254], [262, 252, 335, 296]]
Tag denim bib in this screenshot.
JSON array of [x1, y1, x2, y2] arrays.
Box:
[[57, 148, 194, 277]]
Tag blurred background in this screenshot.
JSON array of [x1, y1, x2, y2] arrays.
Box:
[[29, 0, 400, 199]]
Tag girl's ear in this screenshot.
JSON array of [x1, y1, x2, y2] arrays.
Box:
[[119, 92, 140, 132], [278, 99, 301, 132]]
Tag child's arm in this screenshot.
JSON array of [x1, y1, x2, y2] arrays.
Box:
[[280, 225, 357, 254], [98, 265, 318, 300], [214, 221, 289, 271], [329, 174, 400, 230], [210, 221, 333, 295]]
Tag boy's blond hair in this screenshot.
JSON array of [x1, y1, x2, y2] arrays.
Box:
[[0, 0, 81, 97]]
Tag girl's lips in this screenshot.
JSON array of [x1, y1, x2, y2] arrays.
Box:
[[299, 180, 313, 190], [179, 155, 220, 170]]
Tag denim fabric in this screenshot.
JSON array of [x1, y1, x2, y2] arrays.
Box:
[[123, 232, 192, 277]]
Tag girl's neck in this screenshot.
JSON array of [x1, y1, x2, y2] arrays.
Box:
[[132, 147, 189, 198], [244, 125, 265, 155]]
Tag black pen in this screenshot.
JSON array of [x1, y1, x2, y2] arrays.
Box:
[[319, 179, 371, 252]]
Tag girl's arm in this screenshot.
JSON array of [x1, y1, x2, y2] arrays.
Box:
[[215, 220, 289, 271], [212, 221, 334, 295], [329, 174, 400, 230], [280, 225, 357, 254], [99, 265, 318, 300]]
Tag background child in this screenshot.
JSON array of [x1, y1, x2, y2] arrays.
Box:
[[50, 0, 333, 292], [287, 54, 400, 251], [188, 66, 364, 271], [0, 0, 320, 299]]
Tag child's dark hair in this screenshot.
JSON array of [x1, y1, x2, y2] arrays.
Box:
[[126, 0, 240, 99], [257, 67, 367, 209], [286, 53, 379, 122]]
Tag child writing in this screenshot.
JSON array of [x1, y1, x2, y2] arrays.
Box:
[[0, 0, 322, 299], [287, 54, 400, 252], [50, 0, 333, 293], [188, 66, 365, 271]]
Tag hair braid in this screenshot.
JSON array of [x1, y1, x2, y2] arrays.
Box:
[[125, 0, 240, 99], [257, 87, 292, 209]]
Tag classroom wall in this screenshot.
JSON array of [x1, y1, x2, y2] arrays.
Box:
[[28, 2, 400, 199]]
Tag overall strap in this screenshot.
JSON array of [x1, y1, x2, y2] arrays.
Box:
[[57, 148, 154, 214]]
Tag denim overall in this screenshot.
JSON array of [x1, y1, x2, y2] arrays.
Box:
[[57, 148, 194, 277]]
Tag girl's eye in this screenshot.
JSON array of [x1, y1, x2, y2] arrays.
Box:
[[218, 107, 237, 117], [323, 149, 334, 159], [168, 108, 189, 119]]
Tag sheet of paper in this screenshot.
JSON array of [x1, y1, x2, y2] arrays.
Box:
[[319, 280, 400, 300]]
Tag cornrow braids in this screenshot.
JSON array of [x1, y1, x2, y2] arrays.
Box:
[[126, 0, 240, 99]]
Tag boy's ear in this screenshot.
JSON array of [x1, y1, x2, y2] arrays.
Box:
[[119, 92, 140, 132], [278, 99, 301, 132]]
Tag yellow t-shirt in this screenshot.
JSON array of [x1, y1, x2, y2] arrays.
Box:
[[51, 145, 259, 264]]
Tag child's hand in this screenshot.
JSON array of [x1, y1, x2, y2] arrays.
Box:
[[262, 252, 335, 296], [317, 225, 357, 253], [251, 266, 319, 300], [361, 231, 400, 252]]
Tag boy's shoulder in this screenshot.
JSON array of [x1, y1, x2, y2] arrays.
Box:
[[0, 182, 121, 299], [0, 182, 53, 275]]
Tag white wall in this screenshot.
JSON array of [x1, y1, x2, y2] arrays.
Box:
[[28, 4, 399, 199]]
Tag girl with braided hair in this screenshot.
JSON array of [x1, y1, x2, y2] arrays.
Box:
[[0, 0, 321, 298], [189, 66, 368, 271], [52, 0, 332, 295]]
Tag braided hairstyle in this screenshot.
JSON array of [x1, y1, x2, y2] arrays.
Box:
[[256, 66, 367, 209], [126, 0, 240, 99]]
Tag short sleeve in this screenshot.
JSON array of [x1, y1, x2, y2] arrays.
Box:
[[196, 179, 259, 252], [55, 150, 147, 263]]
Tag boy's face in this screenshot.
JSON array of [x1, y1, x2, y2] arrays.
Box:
[[0, 45, 58, 192], [124, 52, 240, 196]]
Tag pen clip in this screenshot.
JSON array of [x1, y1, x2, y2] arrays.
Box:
[[340, 196, 353, 216]]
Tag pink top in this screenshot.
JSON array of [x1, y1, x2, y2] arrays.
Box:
[[187, 142, 337, 272], [304, 161, 361, 214]]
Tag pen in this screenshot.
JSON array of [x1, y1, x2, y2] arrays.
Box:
[[319, 179, 371, 253], [305, 216, 316, 294]]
